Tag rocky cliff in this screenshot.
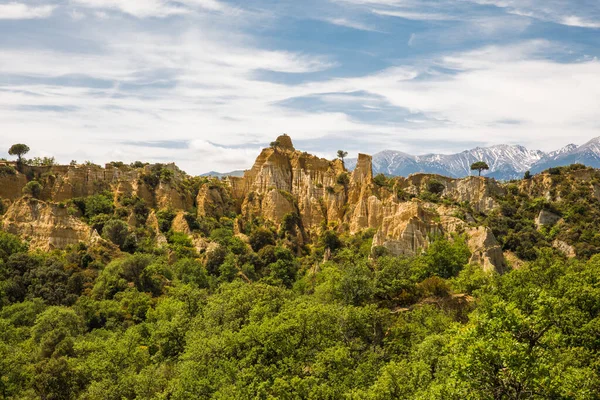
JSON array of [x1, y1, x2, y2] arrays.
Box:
[[6, 135, 596, 273], [2, 197, 95, 250]]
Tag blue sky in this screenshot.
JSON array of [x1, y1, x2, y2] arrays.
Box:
[[1, 0, 600, 174]]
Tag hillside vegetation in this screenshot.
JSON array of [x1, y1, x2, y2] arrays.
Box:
[[1, 140, 600, 399]]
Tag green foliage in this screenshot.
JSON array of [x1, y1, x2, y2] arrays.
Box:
[[0, 164, 16, 176], [173, 258, 209, 288], [373, 173, 389, 187], [470, 161, 490, 176], [141, 164, 174, 190], [130, 161, 148, 169], [426, 179, 445, 195], [337, 150, 348, 164], [75, 192, 114, 220], [0, 231, 27, 262], [8, 143, 30, 162], [249, 227, 275, 252], [102, 219, 130, 249], [108, 161, 125, 168], [28, 156, 56, 167], [23, 180, 43, 198], [319, 229, 343, 252], [156, 208, 176, 233], [548, 166, 562, 175], [419, 235, 471, 279], [3, 167, 600, 398], [93, 254, 167, 299], [336, 172, 350, 186], [280, 212, 301, 236], [167, 231, 197, 259]]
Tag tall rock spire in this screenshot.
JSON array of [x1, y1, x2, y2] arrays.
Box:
[[274, 134, 295, 151]]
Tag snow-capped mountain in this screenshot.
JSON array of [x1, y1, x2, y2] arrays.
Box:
[[346, 137, 600, 180], [531, 138, 600, 174]]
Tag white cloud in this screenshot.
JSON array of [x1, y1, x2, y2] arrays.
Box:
[[70, 0, 229, 18], [70, 0, 188, 18], [0, 3, 56, 19], [561, 16, 600, 29], [5, 38, 600, 171], [324, 17, 379, 31], [0, 21, 344, 172], [372, 9, 456, 21], [467, 0, 600, 29], [2, 0, 600, 173], [297, 40, 600, 153], [178, 0, 225, 11], [336, 0, 600, 29]]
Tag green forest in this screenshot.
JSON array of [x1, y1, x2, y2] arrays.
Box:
[[1, 164, 600, 399]]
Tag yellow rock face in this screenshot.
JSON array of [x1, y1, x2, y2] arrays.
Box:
[[2, 197, 93, 250], [196, 185, 232, 218], [0, 137, 525, 273], [372, 201, 443, 256]]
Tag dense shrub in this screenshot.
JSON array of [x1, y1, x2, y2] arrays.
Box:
[[23, 181, 43, 198], [0, 165, 16, 176]]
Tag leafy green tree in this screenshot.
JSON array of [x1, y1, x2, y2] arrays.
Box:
[[29, 156, 57, 167], [336, 172, 350, 186], [320, 230, 343, 252], [419, 235, 471, 279], [8, 144, 30, 163], [470, 161, 490, 176], [205, 244, 228, 276], [249, 227, 275, 252], [0, 231, 27, 262], [373, 173, 388, 187], [426, 179, 445, 195], [337, 262, 374, 305], [33, 357, 80, 400], [156, 208, 176, 233], [102, 219, 130, 249], [84, 193, 114, 219], [33, 306, 82, 358], [23, 180, 43, 198], [337, 150, 348, 165], [173, 258, 209, 288]]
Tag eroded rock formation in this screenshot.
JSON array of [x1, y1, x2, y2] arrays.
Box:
[[0, 135, 523, 273], [2, 197, 93, 250]]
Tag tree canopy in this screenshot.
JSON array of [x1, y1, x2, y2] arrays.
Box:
[[470, 161, 490, 176], [337, 150, 348, 166], [8, 144, 30, 163]]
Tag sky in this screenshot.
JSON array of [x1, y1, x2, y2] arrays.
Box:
[[1, 0, 600, 174]]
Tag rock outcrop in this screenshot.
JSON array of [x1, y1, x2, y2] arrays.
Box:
[[0, 163, 195, 211], [196, 184, 233, 219], [466, 227, 506, 273], [0, 172, 28, 201], [234, 135, 345, 231], [0, 135, 526, 273], [553, 239, 576, 258], [372, 201, 443, 256], [2, 197, 93, 250], [535, 210, 561, 229]]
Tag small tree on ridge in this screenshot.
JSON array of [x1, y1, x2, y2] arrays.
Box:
[[8, 144, 30, 164], [471, 161, 489, 177], [337, 150, 348, 166]]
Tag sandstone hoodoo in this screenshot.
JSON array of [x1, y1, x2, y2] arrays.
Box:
[[3, 135, 600, 273]]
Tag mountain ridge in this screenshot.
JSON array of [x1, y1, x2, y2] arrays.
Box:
[[345, 137, 600, 180]]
